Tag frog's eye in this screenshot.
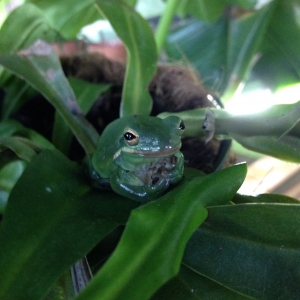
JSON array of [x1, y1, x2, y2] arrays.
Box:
[[179, 120, 185, 131], [124, 130, 139, 146]]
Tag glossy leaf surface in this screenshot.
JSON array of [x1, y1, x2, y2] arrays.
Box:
[[0, 149, 138, 300], [95, 0, 158, 117], [183, 204, 300, 299], [76, 164, 247, 300]]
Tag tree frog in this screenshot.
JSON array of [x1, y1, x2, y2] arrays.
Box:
[[88, 115, 185, 202]]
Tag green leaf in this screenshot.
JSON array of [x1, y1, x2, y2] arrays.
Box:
[[52, 78, 111, 154], [183, 204, 300, 300], [253, 0, 300, 90], [176, 0, 226, 22], [153, 264, 252, 300], [0, 3, 58, 55], [0, 160, 27, 214], [166, 18, 227, 91], [68, 78, 112, 115], [0, 149, 138, 300], [0, 119, 55, 150], [0, 3, 59, 86], [0, 40, 99, 154], [25, 0, 138, 39], [223, 2, 275, 99], [0, 136, 40, 161], [166, 3, 275, 97], [174, 0, 257, 22], [25, 0, 98, 39], [231, 133, 300, 163], [233, 193, 300, 204], [95, 0, 158, 117], [76, 164, 247, 300]]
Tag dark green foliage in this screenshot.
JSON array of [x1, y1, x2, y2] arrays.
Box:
[[0, 1, 300, 299]]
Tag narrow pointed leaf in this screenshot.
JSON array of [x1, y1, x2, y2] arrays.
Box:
[[95, 0, 158, 117]]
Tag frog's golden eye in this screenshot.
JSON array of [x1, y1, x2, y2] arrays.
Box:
[[124, 130, 139, 146], [179, 120, 185, 131]]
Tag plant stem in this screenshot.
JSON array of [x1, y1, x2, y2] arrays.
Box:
[[155, 0, 180, 55]]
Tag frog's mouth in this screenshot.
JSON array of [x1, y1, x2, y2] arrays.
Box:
[[114, 144, 181, 159]]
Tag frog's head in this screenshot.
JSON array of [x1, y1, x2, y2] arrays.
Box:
[[115, 115, 184, 160], [92, 115, 185, 176]]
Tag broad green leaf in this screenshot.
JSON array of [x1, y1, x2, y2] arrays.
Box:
[[183, 204, 300, 300], [153, 264, 252, 300], [0, 149, 138, 300], [52, 78, 111, 154], [76, 164, 247, 300], [0, 40, 99, 154], [223, 2, 275, 99], [253, 0, 300, 90], [95, 0, 158, 117], [166, 3, 275, 97], [166, 18, 227, 91]]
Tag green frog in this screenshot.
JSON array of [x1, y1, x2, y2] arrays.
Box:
[[88, 115, 185, 202]]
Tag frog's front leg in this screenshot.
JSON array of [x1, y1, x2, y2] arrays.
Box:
[[110, 168, 169, 202]]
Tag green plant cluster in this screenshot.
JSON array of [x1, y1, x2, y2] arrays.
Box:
[[0, 1, 300, 300]]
